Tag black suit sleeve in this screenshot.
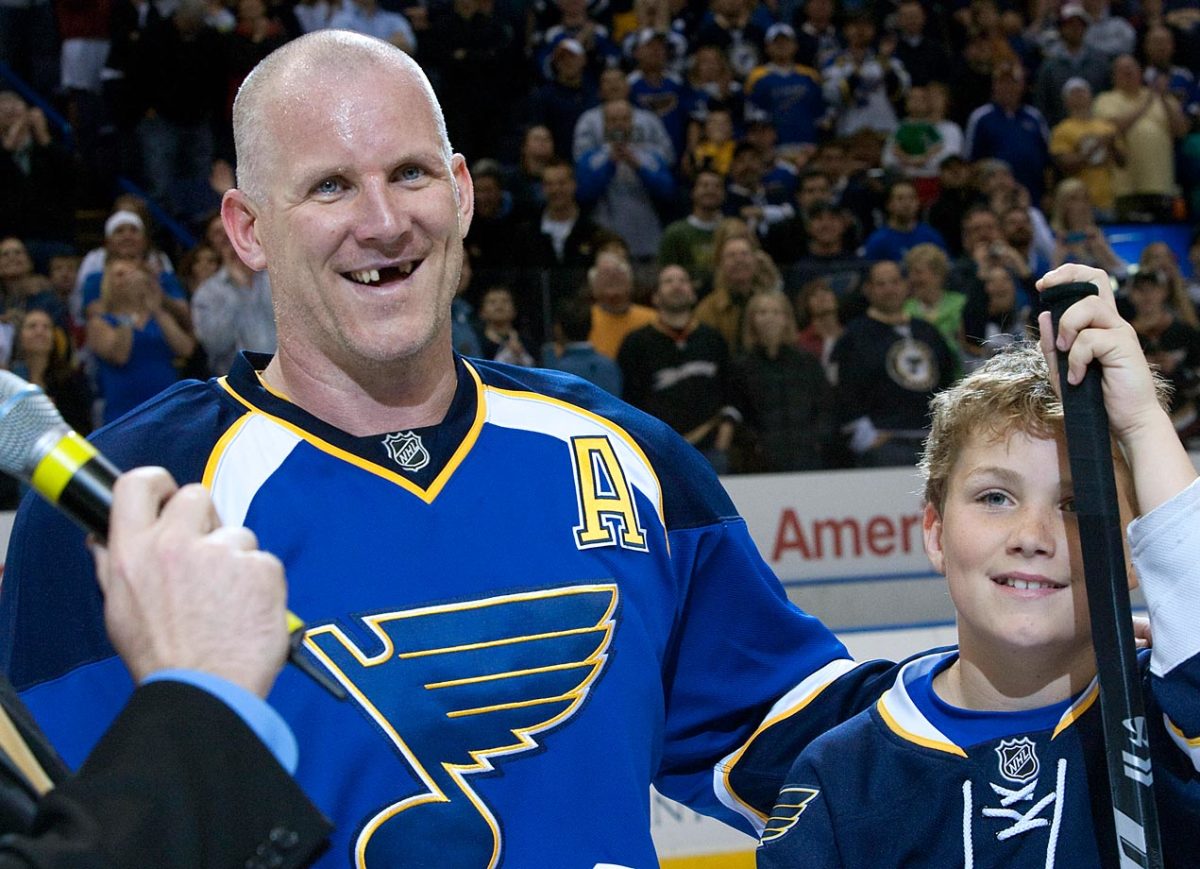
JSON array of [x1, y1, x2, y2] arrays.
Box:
[[0, 681, 330, 869]]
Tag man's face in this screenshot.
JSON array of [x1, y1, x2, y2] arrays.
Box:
[[1113, 55, 1141, 91], [474, 176, 503, 219], [542, 165, 576, 210], [797, 175, 832, 211], [923, 429, 1132, 661], [224, 61, 473, 374], [807, 210, 843, 247], [897, 2, 924, 36], [1059, 17, 1086, 48], [0, 238, 31, 280], [765, 35, 796, 65], [636, 37, 668, 73], [993, 71, 1025, 108], [1064, 84, 1092, 114], [603, 101, 634, 138], [887, 184, 920, 223], [983, 267, 1016, 310], [48, 256, 80, 294], [654, 264, 696, 312], [866, 262, 907, 313], [108, 224, 147, 260], [1144, 27, 1174, 66], [692, 172, 725, 212], [719, 238, 756, 288], [591, 258, 633, 312], [1002, 209, 1033, 248], [963, 211, 1000, 251], [598, 69, 628, 102]]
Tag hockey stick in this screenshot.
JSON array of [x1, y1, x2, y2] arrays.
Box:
[[1042, 282, 1164, 869]]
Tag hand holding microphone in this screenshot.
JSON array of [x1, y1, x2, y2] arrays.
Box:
[[0, 370, 345, 700]]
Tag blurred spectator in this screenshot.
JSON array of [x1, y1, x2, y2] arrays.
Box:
[[794, 276, 842, 376], [862, 178, 948, 262], [573, 67, 675, 164], [694, 231, 766, 352], [945, 203, 1032, 317], [682, 44, 744, 143], [628, 29, 689, 159], [1094, 53, 1188, 216], [178, 243, 222, 295], [0, 90, 76, 249], [787, 202, 863, 300], [0, 0, 58, 98], [762, 168, 836, 265], [684, 107, 736, 178], [10, 308, 93, 436], [464, 158, 520, 276], [1139, 241, 1198, 327], [891, 0, 951, 87], [741, 118, 802, 202], [831, 259, 956, 468], [46, 251, 82, 318], [225, 0, 291, 119], [976, 159, 1055, 268], [0, 236, 63, 334], [87, 260, 196, 425], [190, 223, 276, 377], [543, 295, 621, 395], [658, 168, 724, 284], [882, 86, 957, 199], [575, 99, 677, 260], [693, 0, 765, 80], [1049, 177, 1127, 275], [586, 251, 656, 357], [506, 125, 556, 220], [537, 0, 620, 81], [450, 256, 482, 357], [731, 289, 832, 471], [1142, 24, 1199, 129], [823, 12, 910, 137], [743, 24, 827, 153], [1050, 77, 1123, 219], [529, 38, 599, 164], [1032, 2, 1111, 127], [294, 0, 334, 32], [946, 29, 998, 128], [1080, 0, 1136, 60], [129, 0, 227, 213], [475, 285, 536, 365], [617, 263, 740, 473], [901, 242, 965, 368], [514, 156, 601, 305], [330, 0, 416, 52], [1188, 231, 1200, 310], [961, 264, 1031, 368], [79, 211, 189, 323], [1127, 269, 1200, 434], [1000, 203, 1052, 278], [965, 61, 1051, 203], [791, 0, 840, 70], [926, 155, 978, 258], [722, 142, 794, 235]]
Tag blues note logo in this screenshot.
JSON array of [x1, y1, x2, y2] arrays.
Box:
[[304, 585, 619, 868]]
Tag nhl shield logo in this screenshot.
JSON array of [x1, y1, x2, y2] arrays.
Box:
[[382, 431, 430, 472], [995, 737, 1040, 784]]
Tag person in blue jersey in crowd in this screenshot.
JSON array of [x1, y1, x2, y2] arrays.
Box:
[[1, 30, 900, 868], [759, 263, 1200, 868]]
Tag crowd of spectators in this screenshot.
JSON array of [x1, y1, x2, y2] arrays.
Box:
[[2, 0, 1200, 487]]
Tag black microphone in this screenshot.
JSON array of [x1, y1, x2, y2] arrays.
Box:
[[0, 370, 346, 700]]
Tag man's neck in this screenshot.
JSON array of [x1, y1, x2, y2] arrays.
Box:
[[889, 216, 917, 232], [262, 341, 459, 436], [544, 202, 578, 222], [867, 306, 908, 325], [808, 239, 841, 256], [657, 308, 692, 331]]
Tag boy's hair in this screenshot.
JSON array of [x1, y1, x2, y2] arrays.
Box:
[[920, 342, 1171, 513]]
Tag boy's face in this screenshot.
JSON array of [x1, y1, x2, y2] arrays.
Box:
[[923, 427, 1134, 662]]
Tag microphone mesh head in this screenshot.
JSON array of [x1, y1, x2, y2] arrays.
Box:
[[0, 370, 68, 478]]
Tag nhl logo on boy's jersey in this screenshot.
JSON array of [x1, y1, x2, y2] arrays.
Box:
[[996, 737, 1040, 784], [382, 431, 430, 471]]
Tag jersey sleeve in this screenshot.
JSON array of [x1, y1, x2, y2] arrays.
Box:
[[755, 746, 844, 868]]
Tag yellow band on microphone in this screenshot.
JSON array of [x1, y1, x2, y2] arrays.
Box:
[[30, 431, 98, 501]]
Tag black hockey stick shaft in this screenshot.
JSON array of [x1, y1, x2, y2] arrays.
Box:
[[1043, 282, 1163, 869]]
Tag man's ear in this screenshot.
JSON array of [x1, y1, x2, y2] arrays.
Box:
[[451, 153, 475, 238], [221, 189, 268, 272], [923, 502, 946, 576]]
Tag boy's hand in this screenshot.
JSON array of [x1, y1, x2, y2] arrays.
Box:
[[1035, 263, 1161, 443], [1037, 263, 1196, 514]]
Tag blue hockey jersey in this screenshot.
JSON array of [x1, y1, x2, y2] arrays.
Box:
[[0, 353, 895, 868], [758, 480, 1200, 868]]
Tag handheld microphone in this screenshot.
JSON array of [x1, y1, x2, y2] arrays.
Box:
[[0, 370, 345, 700]]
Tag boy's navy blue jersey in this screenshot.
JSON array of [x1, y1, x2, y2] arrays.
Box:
[[0, 352, 896, 868], [758, 480, 1200, 869]]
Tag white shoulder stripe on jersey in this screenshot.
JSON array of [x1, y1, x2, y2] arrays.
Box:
[[208, 414, 303, 527], [713, 657, 860, 832], [483, 386, 664, 527], [877, 651, 966, 757]]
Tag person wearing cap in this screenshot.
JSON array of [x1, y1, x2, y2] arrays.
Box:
[[528, 41, 600, 192], [572, 67, 675, 166], [538, 0, 620, 83], [1050, 77, 1123, 217], [965, 61, 1052, 203], [744, 23, 827, 152], [77, 212, 190, 326], [627, 29, 689, 160], [1032, 1, 1110, 127]]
